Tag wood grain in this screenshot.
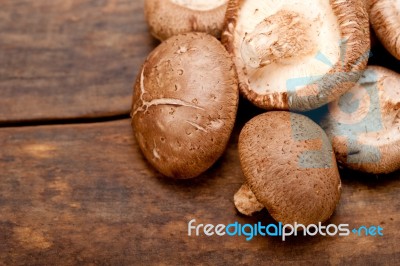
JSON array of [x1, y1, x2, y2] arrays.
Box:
[[0, 1, 399, 264], [0, 119, 399, 265], [0, 0, 157, 123], [0, 0, 398, 125]]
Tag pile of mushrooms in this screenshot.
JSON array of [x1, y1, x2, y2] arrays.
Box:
[[132, 0, 399, 229]]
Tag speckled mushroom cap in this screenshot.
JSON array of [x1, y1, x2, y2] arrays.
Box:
[[222, 0, 370, 111], [131, 33, 239, 179], [238, 112, 341, 225], [144, 0, 228, 41], [322, 66, 400, 174], [369, 0, 400, 60]]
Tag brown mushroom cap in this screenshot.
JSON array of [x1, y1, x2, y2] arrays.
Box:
[[131, 33, 239, 179], [222, 0, 370, 111], [144, 0, 228, 41], [369, 0, 400, 60], [322, 66, 400, 174], [238, 112, 341, 225]]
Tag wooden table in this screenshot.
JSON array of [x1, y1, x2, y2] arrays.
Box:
[[1, 1, 399, 265]]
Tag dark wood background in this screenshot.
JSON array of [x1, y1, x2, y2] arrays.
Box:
[[0, 0, 399, 265]]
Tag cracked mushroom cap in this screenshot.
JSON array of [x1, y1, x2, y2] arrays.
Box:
[[238, 112, 341, 225], [322, 66, 400, 174], [222, 0, 370, 111], [144, 0, 228, 41], [131, 33, 239, 179], [369, 0, 400, 60]]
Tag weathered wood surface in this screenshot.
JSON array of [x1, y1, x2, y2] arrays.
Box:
[[1, 0, 399, 125], [0, 0, 156, 123], [0, 0, 399, 264], [0, 119, 399, 265]]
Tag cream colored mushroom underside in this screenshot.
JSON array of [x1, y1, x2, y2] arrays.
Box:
[[396, 0, 400, 11], [352, 96, 400, 146], [329, 70, 400, 146], [170, 0, 226, 11], [332, 105, 400, 146], [234, 0, 341, 94]]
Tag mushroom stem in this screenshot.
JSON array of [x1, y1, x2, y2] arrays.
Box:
[[234, 183, 264, 216], [240, 10, 316, 68]]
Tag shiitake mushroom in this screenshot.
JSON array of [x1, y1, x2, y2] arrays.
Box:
[[222, 0, 370, 111], [131, 33, 239, 179], [235, 112, 341, 226], [322, 66, 400, 174], [144, 0, 228, 41], [369, 0, 400, 60]]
